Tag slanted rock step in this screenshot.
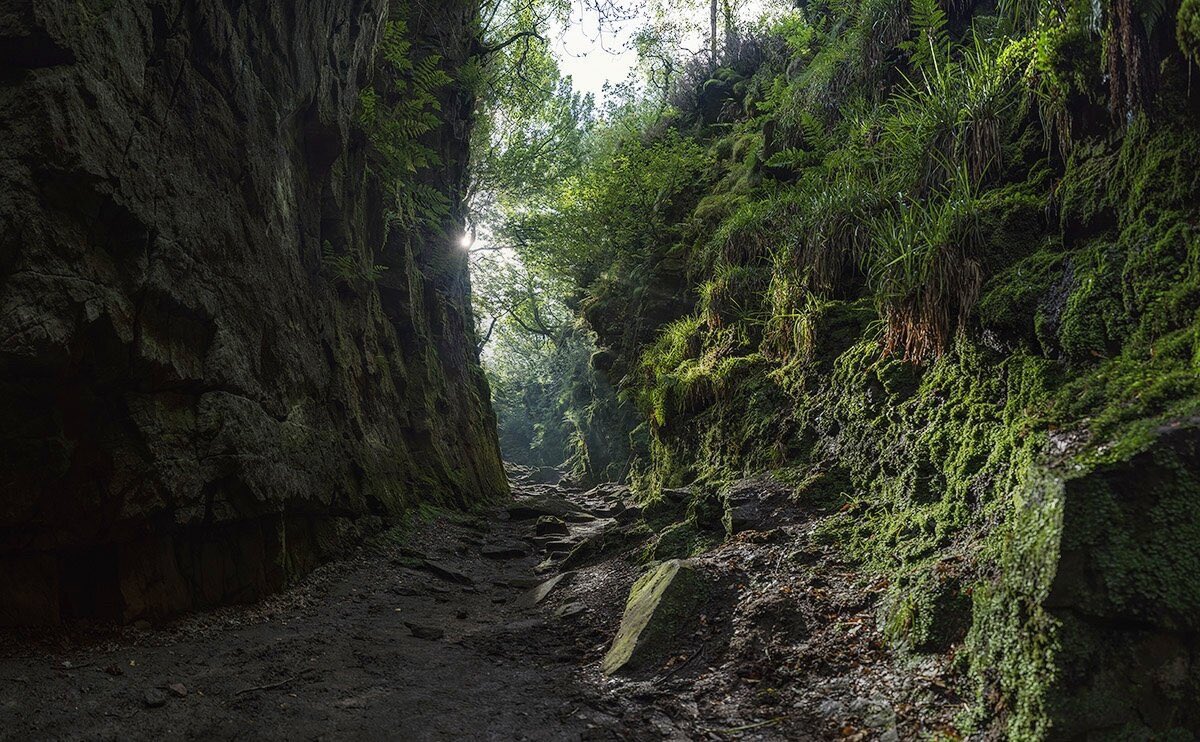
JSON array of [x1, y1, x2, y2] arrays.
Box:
[[535, 516, 571, 536], [602, 559, 711, 675]]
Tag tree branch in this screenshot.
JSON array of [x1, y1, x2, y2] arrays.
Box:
[[477, 315, 500, 353], [481, 30, 546, 56]]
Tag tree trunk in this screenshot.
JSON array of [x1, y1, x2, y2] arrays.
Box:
[[710, 0, 718, 62], [723, 0, 735, 55]]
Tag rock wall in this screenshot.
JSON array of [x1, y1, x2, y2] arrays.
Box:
[[0, 0, 507, 625]]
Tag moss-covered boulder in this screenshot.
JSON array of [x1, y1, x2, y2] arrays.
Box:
[[969, 424, 1200, 740], [602, 559, 711, 675], [1047, 426, 1200, 738]]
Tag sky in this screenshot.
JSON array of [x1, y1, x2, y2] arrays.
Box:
[[549, 5, 641, 105], [549, 1, 782, 105]]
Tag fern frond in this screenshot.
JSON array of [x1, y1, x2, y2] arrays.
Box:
[[901, 0, 951, 77], [358, 19, 453, 233]]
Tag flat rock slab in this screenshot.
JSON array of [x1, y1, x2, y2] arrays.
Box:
[[559, 522, 646, 572], [602, 559, 710, 675], [504, 576, 545, 590], [540, 539, 579, 552], [405, 622, 445, 641], [535, 554, 570, 574], [518, 572, 575, 608], [556, 602, 587, 618], [662, 488, 691, 504], [723, 479, 792, 533], [507, 497, 591, 522], [615, 506, 643, 524], [582, 483, 633, 500], [481, 542, 530, 559], [421, 560, 473, 585], [588, 504, 624, 518]]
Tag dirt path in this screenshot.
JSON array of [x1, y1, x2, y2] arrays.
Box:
[[0, 476, 963, 741], [0, 493, 618, 740]]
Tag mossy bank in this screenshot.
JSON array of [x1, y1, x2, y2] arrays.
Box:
[[517, 0, 1200, 737]]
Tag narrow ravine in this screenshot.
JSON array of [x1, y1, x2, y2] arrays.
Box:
[[0, 469, 963, 740], [6, 0, 1200, 737]]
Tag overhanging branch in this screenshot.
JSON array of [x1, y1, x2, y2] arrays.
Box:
[[481, 30, 546, 56]]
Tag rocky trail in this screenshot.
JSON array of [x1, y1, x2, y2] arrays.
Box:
[[0, 472, 963, 741]]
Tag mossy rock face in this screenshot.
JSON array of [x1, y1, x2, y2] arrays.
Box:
[[1041, 424, 1200, 738], [970, 424, 1200, 740], [0, 0, 508, 625], [552, 0, 1200, 731], [602, 559, 712, 675]]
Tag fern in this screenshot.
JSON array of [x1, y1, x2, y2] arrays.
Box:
[[796, 110, 835, 153], [322, 242, 388, 286], [764, 147, 811, 168], [398, 183, 452, 237], [358, 19, 453, 233], [901, 0, 951, 77]]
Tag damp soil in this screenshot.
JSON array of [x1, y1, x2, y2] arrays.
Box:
[[0, 476, 963, 741]]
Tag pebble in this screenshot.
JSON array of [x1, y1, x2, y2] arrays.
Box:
[[143, 688, 168, 708]]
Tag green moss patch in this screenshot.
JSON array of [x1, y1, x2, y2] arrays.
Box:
[[602, 559, 713, 675]]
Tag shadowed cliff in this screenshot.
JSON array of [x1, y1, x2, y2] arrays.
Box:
[[0, 0, 506, 625]]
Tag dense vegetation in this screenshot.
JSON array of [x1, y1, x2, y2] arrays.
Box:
[[473, 0, 1200, 736]]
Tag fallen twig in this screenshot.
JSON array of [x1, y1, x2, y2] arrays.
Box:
[[234, 670, 308, 696], [654, 643, 705, 684], [58, 661, 95, 671]]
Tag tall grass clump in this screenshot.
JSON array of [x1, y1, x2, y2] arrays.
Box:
[[866, 166, 984, 360]]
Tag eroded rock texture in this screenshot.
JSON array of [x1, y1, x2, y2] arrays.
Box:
[[0, 0, 506, 624]]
